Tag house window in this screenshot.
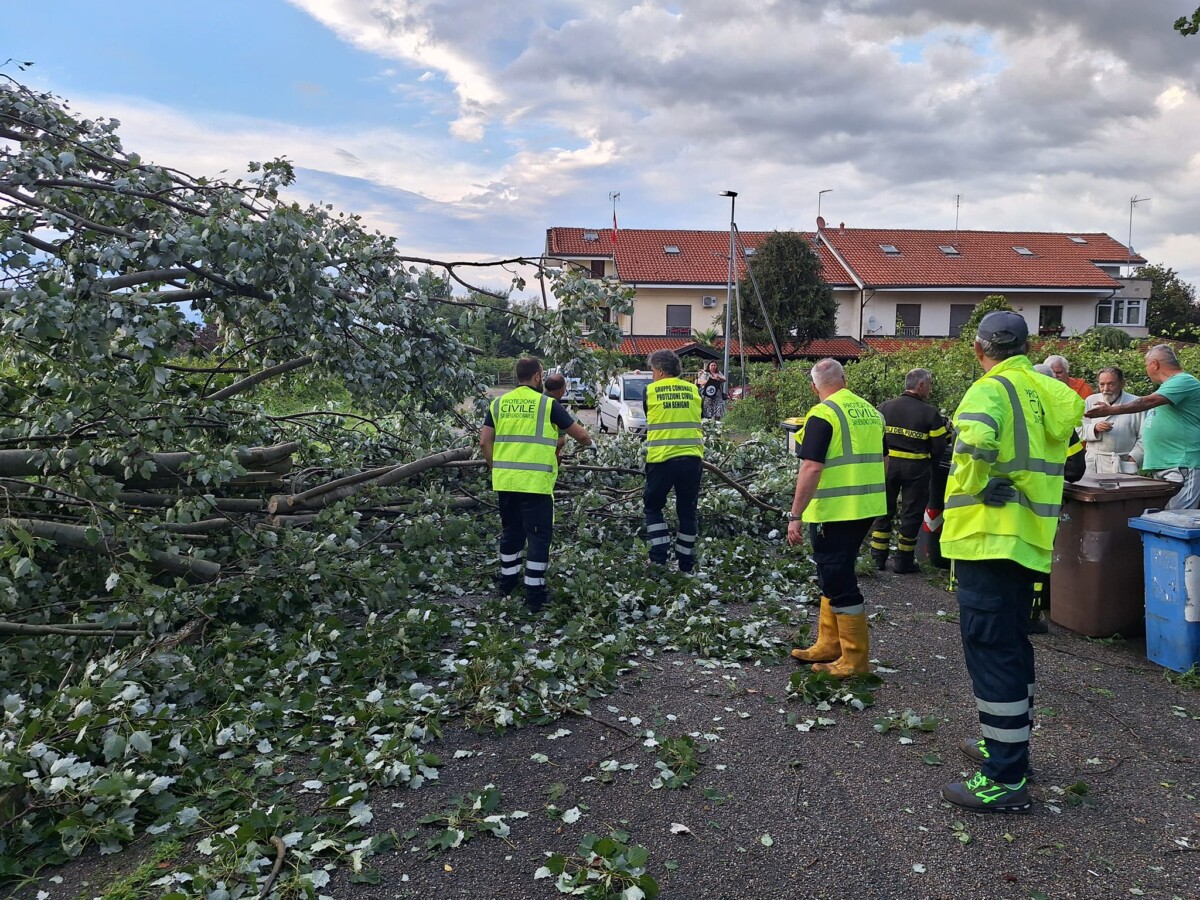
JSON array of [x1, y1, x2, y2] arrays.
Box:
[[666, 304, 692, 336], [938, 245, 960, 256], [879, 244, 901, 256], [1013, 246, 1035, 256], [590, 259, 605, 278], [895, 304, 921, 337], [1096, 297, 1144, 327], [1039, 306, 1064, 335], [948, 304, 974, 338]]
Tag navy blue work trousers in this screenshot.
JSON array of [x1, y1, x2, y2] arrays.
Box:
[[497, 491, 554, 604], [808, 518, 873, 612], [955, 558, 1037, 785], [644, 456, 703, 571]]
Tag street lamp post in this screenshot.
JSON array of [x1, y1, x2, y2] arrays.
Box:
[[720, 190, 737, 378], [817, 188, 832, 221]]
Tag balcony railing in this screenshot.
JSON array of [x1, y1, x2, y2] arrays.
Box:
[[665, 326, 691, 336], [896, 325, 921, 337]]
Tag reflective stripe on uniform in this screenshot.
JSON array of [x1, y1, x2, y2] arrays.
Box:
[[980, 723, 1031, 743], [955, 438, 999, 462], [494, 434, 558, 446], [976, 696, 1029, 716], [813, 481, 887, 499], [493, 460, 555, 473], [889, 449, 930, 460]]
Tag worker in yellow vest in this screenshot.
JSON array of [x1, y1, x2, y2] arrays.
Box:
[[787, 358, 887, 677], [940, 312, 1084, 812], [643, 349, 704, 572], [480, 357, 593, 612]]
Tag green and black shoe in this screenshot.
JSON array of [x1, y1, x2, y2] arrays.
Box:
[[958, 738, 1036, 781], [941, 772, 1031, 812]]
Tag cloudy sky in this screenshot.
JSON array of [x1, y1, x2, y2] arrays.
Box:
[[9, 0, 1200, 292]]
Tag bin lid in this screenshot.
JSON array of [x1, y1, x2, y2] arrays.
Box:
[[782, 417, 805, 426], [1128, 508, 1200, 538], [1064, 473, 1181, 503]]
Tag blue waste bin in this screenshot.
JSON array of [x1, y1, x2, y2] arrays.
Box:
[[1128, 510, 1200, 673]]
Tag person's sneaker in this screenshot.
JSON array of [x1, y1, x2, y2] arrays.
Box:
[[958, 738, 1036, 781], [525, 593, 551, 614], [941, 772, 1031, 812]]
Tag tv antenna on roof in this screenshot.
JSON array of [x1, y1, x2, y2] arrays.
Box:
[[954, 194, 961, 234]]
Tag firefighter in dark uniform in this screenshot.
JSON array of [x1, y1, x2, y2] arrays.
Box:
[[870, 368, 948, 574]]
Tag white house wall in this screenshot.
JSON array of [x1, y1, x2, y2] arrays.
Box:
[[858, 290, 1120, 339]]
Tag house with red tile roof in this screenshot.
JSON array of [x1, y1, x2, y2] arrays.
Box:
[[545, 221, 1149, 358]]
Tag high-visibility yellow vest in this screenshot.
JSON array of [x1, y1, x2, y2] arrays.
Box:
[[490, 386, 559, 494], [802, 388, 887, 523], [942, 355, 1084, 573], [645, 377, 703, 463]]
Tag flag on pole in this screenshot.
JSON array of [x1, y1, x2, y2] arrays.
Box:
[[611, 208, 618, 245]]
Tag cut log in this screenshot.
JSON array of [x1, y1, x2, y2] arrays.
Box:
[[0, 444, 298, 478], [267, 447, 472, 514], [0, 517, 221, 582]]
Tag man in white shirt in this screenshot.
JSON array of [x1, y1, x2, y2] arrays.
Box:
[[1080, 366, 1144, 474]]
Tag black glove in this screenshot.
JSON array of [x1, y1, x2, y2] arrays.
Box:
[[980, 477, 1016, 507]]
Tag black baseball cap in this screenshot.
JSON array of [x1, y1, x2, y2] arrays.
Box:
[[976, 311, 1028, 348]]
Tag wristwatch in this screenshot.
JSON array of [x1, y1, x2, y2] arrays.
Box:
[[785, 512, 802, 522]]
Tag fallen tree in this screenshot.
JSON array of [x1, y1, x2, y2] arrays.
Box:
[[0, 71, 798, 893]]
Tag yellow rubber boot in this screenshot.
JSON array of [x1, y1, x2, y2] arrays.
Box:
[[811, 612, 870, 677], [790, 597, 840, 663]]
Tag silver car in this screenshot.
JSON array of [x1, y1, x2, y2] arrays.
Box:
[[597, 372, 652, 435]]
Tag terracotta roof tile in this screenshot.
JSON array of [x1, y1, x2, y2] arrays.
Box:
[[818, 228, 1143, 289], [547, 227, 854, 286], [615, 335, 864, 359], [548, 226, 1144, 292]]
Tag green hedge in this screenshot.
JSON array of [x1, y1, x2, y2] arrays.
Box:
[[726, 334, 1200, 432]]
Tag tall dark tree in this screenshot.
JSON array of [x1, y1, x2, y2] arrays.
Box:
[[1140, 264, 1199, 340], [737, 231, 836, 348]]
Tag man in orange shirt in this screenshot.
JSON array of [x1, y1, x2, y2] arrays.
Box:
[[1045, 355, 1093, 399]]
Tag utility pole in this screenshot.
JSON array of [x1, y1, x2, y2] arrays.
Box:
[[720, 191, 737, 377]]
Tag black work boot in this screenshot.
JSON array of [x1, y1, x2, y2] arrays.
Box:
[[892, 551, 919, 574], [871, 549, 889, 571]]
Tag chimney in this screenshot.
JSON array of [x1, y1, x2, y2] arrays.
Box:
[[839, 222, 845, 229], [816, 216, 826, 230]]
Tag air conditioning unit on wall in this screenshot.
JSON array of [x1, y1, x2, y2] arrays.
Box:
[[701, 295, 717, 308]]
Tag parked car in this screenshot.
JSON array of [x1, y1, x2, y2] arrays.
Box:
[[597, 372, 652, 435], [546, 367, 594, 408]]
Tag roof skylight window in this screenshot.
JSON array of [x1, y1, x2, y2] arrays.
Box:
[[1013, 246, 1034, 256], [938, 245, 960, 256], [1068, 236, 1087, 244], [664, 245, 681, 254], [879, 244, 900, 255], [583, 231, 598, 241], [743, 247, 756, 256]]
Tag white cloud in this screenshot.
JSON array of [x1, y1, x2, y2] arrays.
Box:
[[19, 1, 1200, 290]]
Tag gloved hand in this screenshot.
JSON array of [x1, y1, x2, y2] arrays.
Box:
[[980, 477, 1016, 506]]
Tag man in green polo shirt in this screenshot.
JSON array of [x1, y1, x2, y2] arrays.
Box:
[[1086, 344, 1200, 509]]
